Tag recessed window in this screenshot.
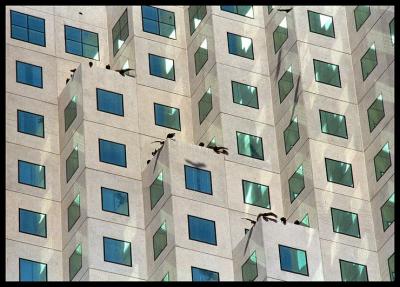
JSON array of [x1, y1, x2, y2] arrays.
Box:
[[16, 61, 43, 88], [66, 147, 79, 183], [142, 6, 176, 39], [242, 180, 270, 209], [307, 10, 335, 38], [184, 165, 212, 195], [367, 94, 385, 133], [17, 110, 44, 138], [189, 6, 207, 35], [389, 19, 394, 46], [267, 6, 273, 14], [242, 250, 258, 281], [19, 258, 47, 282], [10, 10, 45, 47], [354, 6, 371, 31], [188, 215, 217, 245], [374, 142, 391, 181], [64, 25, 99, 60], [96, 88, 124, 116], [149, 54, 175, 81], [227, 32, 254, 60], [101, 187, 129, 216], [103, 237, 132, 266], [331, 207, 360, 238], [339, 259, 368, 281], [98, 139, 127, 167], [69, 244, 82, 281], [278, 66, 294, 103], [388, 253, 394, 281], [154, 103, 181, 131], [191, 266, 220, 281], [220, 5, 253, 18], [68, 194, 80, 231], [288, 164, 305, 203], [194, 38, 208, 75], [236, 131, 264, 160], [381, 193, 394, 231], [300, 213, 310, 227], [19, 208, 47, 238], [325, 158, 354, 188], [64, 96, 77, 132], [313, 59, 341, 88], [279, 245, 309, 276], [198, 88, 212, 124], [360, 43, 377, 81], [162, 272, 170, 281], [232, 81, 259, 109], [207, 137, 216, 148], [112, 9, 129, 56], [284, 117, 300, 154], [273, 17, 288, 53], [150, 171, 164, 209], [319, 110, 348, 139], [153, 221, 167, 260], [18, 160, 46, 189]]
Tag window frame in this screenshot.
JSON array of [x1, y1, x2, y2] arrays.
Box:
[[278, 244, 309, 276], [198, 88, 213, 124], [283, 117, 300, 154], [324, 157, 354, 188], [17, 109, 45, 138], [153, 221, 167, 261], [191, 266, 220, 281], [148, 53, 176, 81], [307, 10, 335, 38], [236, 131, 265, 161], [388, 253, 394, 281], [367, 94, 385, 133], [141, 6, 176, 40], [187, 214, 217, 246], [278, 66, 294, 103], [19, 258, 48, 282], [273, 18, 289, 54], [389, 18, 394, 46], [194, 38, 208, 75], [19, 208, 47, 238], [64, 25, 100, 60], [242, 179, 271, 209], [100, 187, 130, 217], [184, 165, 213, 195], [354, 6, 371, 32], [66, 147, 79, 183], [64, 96, 77, 132], [153, 102, 181, 131], [231, 80, 259, 109], [374, 142, 392, 182], [339, 259, 369, 281], [18, 159, 46, 189], [330, 207, 361, 239], [98, 138, 127, 168], [112, 9, 129, 56], [102, 236, 132, 267], [96, 88, 124, 117], [380, 193, 394, 232], [220, 5, 254, 19], [319, 109, 348, 139], [189, 5, 207, 35], [16, 60, 43, 89], [69, 244, 82, 281], [227, 32, 255, 60], [313, 59, 342, 88], [288, 164, 305, 203], [10, 10, 46, 47], [360, 43, 378, 81], [241, 250, 258, 281], [68, 194, 80, 232], [150, 171, 164, 210]]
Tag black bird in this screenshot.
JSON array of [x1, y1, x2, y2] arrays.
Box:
[[242, 218, 256, 225], [166, 133, 175, 139], [106, 64, 111, 70], [66, 78, 70, 84], [79, 12, 83, 15], [280, 217, 287, 225], [152, 140, 165, 145], [212, 146, 229, 155], [70, 68, 77, 73], [116, 68, 135, 76], [89, 61, 93, 68], [257, 212, 278, 221], [220, 149, 229, 155], [277, 8, 293, 13], [146, 160, 151, 164], [151, 149, 158, 156], [294, 220, 301, 225], [199, 142, 205, 147]]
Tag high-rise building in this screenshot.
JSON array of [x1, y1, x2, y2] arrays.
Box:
[[6, 5, 394, 281]]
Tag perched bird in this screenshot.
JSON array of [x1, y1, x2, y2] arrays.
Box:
[[151, 149, 158, 156], [166, 133, 175, 139], [199, 142, 205, 147], [89, 61, 93, 67], [242, 218, 256, 225], [106, 64, 111, 70], [116, 68, 135, 76], [152, 140, 165, 145], [70, 68, 77, 73], [280, 217, 287, 225], [257, 212, 278, 221], [212, 146, 229, 155], [66, 78, 70, 84], [277, 8, 293, 13], [220, 149, 229, 155], [294, 220, 301, 225], [146, 160, 151, 164]]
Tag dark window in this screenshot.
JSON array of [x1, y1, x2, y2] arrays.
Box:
[[242, 180, 270, 209], [288, 164, 305, 203], [194, 38, 208, 75], [380, 193, 394, 231], [220, 6, 254, 18], [389, 18, 394, 46], [101, 187, 129, 216], [283, 117, 300, 154], [19, 208, 47, 238], [17, 110, 44, 138], [98, 139, 127, 167], [153, 221, 167, 260], [319, 110, 348, 139], [331, 207, 360, 238], [19, 258, 47, 281], [154, 103, 181, 131], [150, 171, 164, 209], [227, 32, 254, 60], [307, 10, 335, 38], [96, 88, 124, 116], [66, 147, 79, 183], [149, 54, 175, 81], [198, 88, 213, 124], [188, 215, 217, 245], [388, 253, 394, 281], [16, 61, 43, 88], [273, 17, 288, 53], [313, 59, 341, 88], [69, 244, 82, 281], [232, 81, 259, 109], [339, 259, 368, 281], [191, 266, 220, 281], [184, 165, 212, 195], [367, 94, 385, 133], [236, 131, 264, 160], [64, 25, 99, 60], [354, 6, 371, 31], [68, 194, 80, 231], [18, 160, 46, 189], [279, 245, 309, 276], [103, 237, 132, 266], [10, 10, 45, 47], [360, 43, 377, 81], [374, 142, 391, 181], [64, 96, 77, 132], [242, 250, 258, 281], [112, 9, 129, 56], [142, 6, 176, 39], [189, 6, 207, 35], [325, 158, 354, 188], [278, 66, 294, 103]]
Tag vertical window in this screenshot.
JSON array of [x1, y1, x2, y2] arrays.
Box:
[[191, 267, 220, 281], [242, 180, 270, 209], [319, 110, 348, 139], [194, 38, 208, 75], [331, 207, 360, 238], [19, 258, 47, 282], [154, 103, 181, 131], [184, 165, 212, 195], [103, 237, 132, 266], [64, 96, 77, 132], [149, 54, 175, 81], [300, 213, 310, 227], [236, 131, 264, 160], [68, 194, 80, 231], [242, 250, 258, 281], [98, 139, 127, 167], [278, 66, 294, 103], [66, 147, 79, 183], [220, 5, 254, 18], [374, 142, 391, 181], [313, 59, 341, 88], [232, 81, 259, 109], [153, 221, 167, 260], [64, 25, 99, 60], [188, 215, 217, 245], [189, 6, 207, 35], [69, 244, 82, 281], [388, 253, 394, 281], [278, 245, 309, 276], [198, 88, 213, 124], [112, 9, 129, 56], [389, 19, 394, 46], [339, 259, 368, 281], [367, 94, 385, 132], [284, 117, 300, 154], [162, 272, 170, 281], [10, 10, 45, 47], [307, 10, 335, 38], [273, 17, 288, 53], [354, 6, 371, 31], [288, 164, 305, 203], [150, 171, 164, 209], [101, 187, 129, 216], [267, 6, 273, 14], [142, 6, 176, 39], [380, 193, 394, 231], [16, 61, 43, 88], [18, 160, 46, 189], [19, 208, 47, 238], [325, 158, 354, 188], [17, 110, 44, 138], [227, 32, 254, 60], [360, 43, 377, 81], [96, 88, 124, 116]]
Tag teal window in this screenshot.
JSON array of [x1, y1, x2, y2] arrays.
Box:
[[153, 221, 167, 260], [325, 158, 354, 188], [374, 142, 391, 181], [381, 193, 394, 231], [360, 43, 377, 81], [99, 139, 127, 167], [220, 5, 253, 18], [300, 213, 310, 227], [236, 131, 264, 160], [10, 10, 45, 47], [242, 180, 270, 209], [194, 38, 208, 75], [389, 19, 394, 45], [273, 17, 288, 53], [162, 272, 170, 281], [188, 215, 217, 245], [184, 165, 212, 195], [339, 259, 368, 281], [189, 6, 207, 35], [64, 25, 99, 60], [19, 258, 47, 281], [198, 88, 212, 124], [96, 88, 124, 116], [64, 96, 77, 132], [227, 32, 254, 60], [18, 160, 46, 189], [267, 6, 273, 14], [367, 94, 385, 132], [19, 208, 47, 238], [16, 61, 43, 88], [17, 110, 44, 138], [149, 54, 175, 81], [69, 244, 82, 281], [103, 237, 132, 266], [150, 171, 164, 209], [66, 147, 79, 183], [331, 207, 360, 238], [112, 9, 128, 56], [101, 187, 129, 216], [68, 194, 80, 231], [284, 117, 300, 154], [288, 164, 305, 203], [279, 245, 309, 276], [354, 6, 371, 31], [278, 66, 294, 103], [207, 137, 216, 148], [313, 59, 341, 88], [142, 6, 176, 39], [154, 103, 181, 131], [232, 81, 259, 109], [307, 10, 335, 38], [191, 266, 220, 281], [319, 110, 348, 139], [242, 250, 258, 281], [388, 253, 394, 281]]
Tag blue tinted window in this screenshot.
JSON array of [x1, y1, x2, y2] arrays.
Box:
[[103, 237, 132, 266], [11, 10, 45, 47], [64, 25, 99, 60], [17, 110, 44, 138], [16, 61, 43, 88], [19, 258, 47, 281], [188, 215, 217, 245], [19, 208, 47, 238], [154, 103, 181, 131], [184, 165, 212, 195], [149, 54, 175, 81], [279, 245, 309, 276], [142, 6, 176, 39], [101, 187, 129, 216], [227, 32, 254, 60], [96, 88, 124, 116], [18, 160, 46, 189], [191, 266, 220, 281], [98, 139, 127, 167]]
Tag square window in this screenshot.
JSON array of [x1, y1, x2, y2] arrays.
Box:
[[389, 19, 394, 46], [66, 147, 79, 183], [288, 164, 305, 203], [149, 54, 175, 81], [279, 245, 309, 276], [198, 88, 213, 124], [103, 237, 132, 266], [19, 258, 47, 282], [339, 259, 368, 281], [242, 251, 258, 281], [307, 10, 335, 38], [68, 194, 80, 231], [325, 158, 354, 188], [273, 17, 288, 53], [184, 165, 212, 195], [101, 187, 129, 216], [142, 6, 176, 39], [18, 160, 46, 189], [64, 96, 77, 132], [227, 32, 254, 60], [242, 180, 270, 209], [191, 266, 220, 281], [69, 244, 82, 281], [64, 25, 99, 60], [278, 66, 294, 103], [96, 88, 124, 116], [374, 142, 391, 181], [236, 131, 264, 160], [360, 43, 377, 81], [112, 9, 129, 56], [188, 215, 217, 245], [189, 6, 207, 35], [319, 110, 348, 139], [313, 59, 341, 88], [388, 253, 394, 281], [19, 208, 47, 238], [354, 6, 371, 31], [150, 171, 164, 209], [10, 10, 45, 47], [153, 221, 167, 260], [17, 110, 44, 138], [331, 207, 360, 238], [381, 193, 394, 231], [232, 81, 259, 109], [16, 61, 43, 88], [154, 103, 181, 131], [98, 139, 127, 167], [194, 38, 208, 75], [367, 94, 385, 132], [283, 117, 300, 154], [220, 5, 253, 18]]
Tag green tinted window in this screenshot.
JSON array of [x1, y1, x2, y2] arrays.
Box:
[[360, 43, 377, 81], [288, 164, 305, 203], [207, 137, 216, 148], [325, 158, 354, 188], [331, 208, 360, 238], [69, 244, 82, 281], [308, 10, 335, 38], [236, 131, 264, 160], [340, 259, 368, 281], [374, 142, 391, 181], [150, 171, 164, 209], [381, 193, 394, 231], [354, 6, 371, 31], [319, 110, 348, 139], [278, 66, 294, 103], [66, 147, 79, 183], [198, 88, 212, 124], [279, 245, 309, 276], [273, 17, 288, 53], [388, 253, 394, 281], [220, 6, 253, 18], [242, 251, 258, 281], [68, 194, 80, 231], [242, 180, 270, 209], [389, 19, 394, 45], [227, 32, 254, 60], [189, 6, 207, 35], [367, 94, 385, 132], [313, 59, 341, 88], [153, 221, 167, 260], [300, 213, 310, 227], [64, 96, 77, 132], [284, 117, 300, 154], [267, 6, 273, 14], [232, 81, 259, 109], [194, 38, 208, 74], [162, 272, 170, 281]]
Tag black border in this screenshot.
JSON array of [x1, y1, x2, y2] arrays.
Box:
[[67, 194, 80, 232], [307, 10, 336, 39], [96, 88, 125, 117], [103, 236, 132, 267], [374, 142, 392, 182], [187, 214, 217, 246], [18, 159, 46, 189], [10, 10, 46, 47], [231, 80, 259, 109], [288, 164, 305, 204], [17, 109, 45, 138], [367, 94, 385, 133], [319, 109, 348, 139], [339, 258, 369, 281], [64, 24, 100, 61], [98, 138, 127, 168], [191, 266, 220, 281], [66, 147, 79, 183], [313, 59, 342, 88], [278, 244, 309, 277], [101, 187, 130, 217], [16, 60, 43, 89], [284, 117, 300, 155], [150, 170, 164, 210], [236, 131, 264, 161], [273, 19, 288, 54], [19, 258, 48, 282], [18, 208, 47, 238], [241, 250, 258, 281], [198, 88, 213, 125], [242, 179, 270, 209], [380, 192, 394, 232], [330, 207, 361, 239], [227, 32, 255, 60], [64, 95, 77, 132], [152, 221, 167, 261], [220, 5, 254, 19], [68, 243, 82, 281], [153, 102, 181, 131], [184, 165, 213, 196], [360, 42, 378, 81], [324, 157, 354, 188], [141, 6, 177, 40], [148, 53, 176, 81], [354, 5, 371, 32]]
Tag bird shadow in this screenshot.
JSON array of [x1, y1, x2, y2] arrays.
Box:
[[152, 141, 166, 174], [290, 75, 301, 121], [185, 159, 207, 168], [243, 224, 254, 255]]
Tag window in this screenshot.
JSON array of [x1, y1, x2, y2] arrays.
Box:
[[18, 160, 46, 189], [242, 180, 270, 209], [96, 88, 124, 116], [19, 208, 47, 238], [64, 96, 77, 132], [339, 259, 368, 281], [101, 187, 129, 216], [112, 9, 128, 56], [153, 221, 167, 260], [300, 213, 310, 227], [66, 147, 79, 183], [19, 258, 47, 281], [98, 139, 127, 167], [273, 17, 288, 53], [191, 267, 220, 281], [381, 193, 394, 231], [16, 61, 43, 88], [232, 81, 259, 109], [354, 6, 371, 31], [103, 237, 132, 266], [68, 194, 80, 231], [388, 253, 394, 281], [236, 131, 264, 160], [194, 38, 208, 75], [374, 142, 391, 181], [207, 137, 216, 148], [319, 110, 348, 139], [331, 207, 360, 238], [278, 245, 309, 276], [198, 88, 212, 124], [284, 117, 300, 154], [188, 215, 217, 245], [149, 54, 175, 81], [288, 164, 305, 203], [367, 94, 385, 132], [267, 6, 273, 14], [189, 6, 207, 35], [227, 32, 254, 60], [325, 158, 354, 188], [142, 6, 176, 39], [154, 103, 181, 131], [278, 66, 294, 103], [17, 110, 44, 138], [307, 10, 335, 38], [184, 165, 212, 195], [242, 251, 258, 281], [162, 272, 170, 281], [10, 10, 45, 47], [150, 171, 164, 209], [360, 43, 377, 81], [220, 5, 253, 18], [389, 19, 394, 46], [313, 59, 341, 88], [64, 25, 99, 60], [69, 244, 82, 281]]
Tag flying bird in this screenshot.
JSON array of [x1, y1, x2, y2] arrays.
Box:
[[106, 64, 111, 70], [89, 61, 93, 67], [116, 68, 135, 76], [280, 217, 287, 225], [257, 212, 278, 221], [146, 160, 151, 164], [277, 8, 293, 13], [242, 218, 256, 225], [199, 142, 205, 147], [166, 133, 175, 139], [66, 78, 70, 84], [70, 68, 76, 73], [151, 149, 158, 156], [152, 140, 165, 145], [79, 12, 83, 15], [294, 220, 300, 225]]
